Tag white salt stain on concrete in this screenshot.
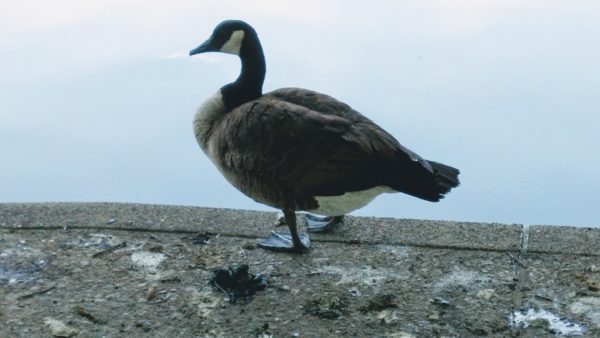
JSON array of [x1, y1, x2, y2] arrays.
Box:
[[570, 297, 600, 328], [376, 245, 410, 258], [131, 251, 166, 272], [44, 317, 78, 337], [315, 265, 405, 286], [433, 268, 492, 291], [509, 308, 586, 336], [188, 286, 222, 318], [314, 247, 411, 286]]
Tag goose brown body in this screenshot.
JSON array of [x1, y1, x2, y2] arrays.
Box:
[[194, 87, 458, 216]]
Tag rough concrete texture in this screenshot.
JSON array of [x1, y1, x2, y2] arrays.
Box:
[[0, 203, 598, 337]]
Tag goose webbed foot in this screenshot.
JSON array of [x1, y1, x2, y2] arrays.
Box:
[[257, 209, 310, 253], [257, 231, 310, 253], [305, 214, 344, 233]]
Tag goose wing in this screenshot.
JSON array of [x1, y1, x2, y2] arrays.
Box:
[[266, 88, 429, 163], [214, 96, 352, 182], [214, 89, 448, 203], [268, 88, 460, 201]]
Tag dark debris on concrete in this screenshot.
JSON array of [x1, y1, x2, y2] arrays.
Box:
[[210, 264, 267, 304], [1, 202, 599, 337]]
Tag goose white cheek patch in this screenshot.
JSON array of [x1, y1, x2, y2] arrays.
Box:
[[220, 30, 245, 55]]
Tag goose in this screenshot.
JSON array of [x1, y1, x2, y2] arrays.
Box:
[[189, 20, 460, 253]]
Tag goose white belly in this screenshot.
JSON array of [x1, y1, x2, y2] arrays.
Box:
[[312, 186, 394, 216]]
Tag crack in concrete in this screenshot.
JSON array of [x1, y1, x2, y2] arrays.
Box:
[[3, 225, 514, 254], [512, 224, 531, 312], [520, 224, 530, 257]]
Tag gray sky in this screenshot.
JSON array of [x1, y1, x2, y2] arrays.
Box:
[[1, 1, 599, 227]]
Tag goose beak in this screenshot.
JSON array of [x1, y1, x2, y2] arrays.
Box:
[[189, 38, 213, 56]]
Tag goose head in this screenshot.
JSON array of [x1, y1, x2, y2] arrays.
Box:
[[189, 20, 257, 57], [190, 20, 266, 110]]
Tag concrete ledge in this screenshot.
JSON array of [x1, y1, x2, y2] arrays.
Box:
[[528, 225, 600, 256], [0, 202, 522, 252], [1, 202, 599, 337]]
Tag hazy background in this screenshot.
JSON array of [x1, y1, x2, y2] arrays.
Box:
[[1, 1, 598, 227]]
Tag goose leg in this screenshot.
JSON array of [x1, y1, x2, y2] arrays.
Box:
[[258, 209, 310, 253], [305, 214, 344, 233]]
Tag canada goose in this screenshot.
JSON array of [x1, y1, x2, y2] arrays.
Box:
[[190, 20, 460, 253]]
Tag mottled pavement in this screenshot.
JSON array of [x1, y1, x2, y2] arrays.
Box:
[[1, 203, 599, 337]]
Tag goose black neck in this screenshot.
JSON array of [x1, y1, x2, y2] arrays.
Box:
[[221, 34, 266, 111]]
